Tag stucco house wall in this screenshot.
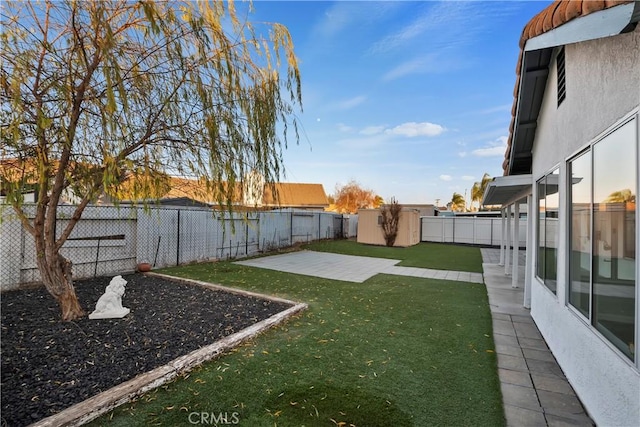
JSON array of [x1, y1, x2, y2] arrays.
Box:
[[529, 25, 639, 425]]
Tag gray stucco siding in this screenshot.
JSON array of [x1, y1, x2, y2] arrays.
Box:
[[527, 24, 640, 427], [532, 24, 639, 177]]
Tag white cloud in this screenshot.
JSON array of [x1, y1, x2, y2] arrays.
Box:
[[458, 151, 468, 158], [382, 58, 429, 81], [473, 145, 507, 157], [373, 2, 521, 80], [439, 174, 452, 181], [472, 136, 508, 157], [476, 104, 512, 115], [313, 3, 355, 38], [461, 175, 475, 181], [382, 54, 467, 81], [386, 121, 445, 137], [337, 134, 388, 150], [369, 2, 463, 54], [314, 2, 402, 38], [338, 121, 445, 150], [336, 95, 366, 110], [359, 126, 385, 136], [337, 123, 354, 133]]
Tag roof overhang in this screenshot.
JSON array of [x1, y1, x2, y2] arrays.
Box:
[[482, 175, 532, 207], [507, 2, 640, 176], [524, 2, 639, 52]]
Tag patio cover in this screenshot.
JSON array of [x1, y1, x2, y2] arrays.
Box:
[[482, 174, 532, 207]]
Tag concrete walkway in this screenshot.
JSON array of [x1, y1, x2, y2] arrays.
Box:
[[235, 250, 484, 284], [481, 248, 594, 427], [236, 248, 593, 426]]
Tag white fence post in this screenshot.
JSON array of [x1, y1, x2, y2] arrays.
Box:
[[419, 214, 527, 248]]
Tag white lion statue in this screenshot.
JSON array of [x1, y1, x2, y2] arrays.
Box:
[[89, 275, 130, 319]]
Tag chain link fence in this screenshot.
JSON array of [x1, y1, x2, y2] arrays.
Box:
[[1, 205, 351, 290]]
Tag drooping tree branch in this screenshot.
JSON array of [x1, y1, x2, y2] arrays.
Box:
[[1, 0, 303, 320]]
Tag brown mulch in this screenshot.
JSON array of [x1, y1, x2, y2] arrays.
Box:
[[1, 273, 291, 427]]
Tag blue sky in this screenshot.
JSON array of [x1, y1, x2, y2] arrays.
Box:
[[247, 0, 551, 206]]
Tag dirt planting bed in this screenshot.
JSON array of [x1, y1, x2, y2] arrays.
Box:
[[1, 273, 291, 426]]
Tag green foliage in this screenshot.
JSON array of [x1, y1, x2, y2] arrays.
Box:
[[471, 173, 492, 210], [1, 0, 301, 218], [331, 180, 379, 214], [603, 188, 635, 203], [91, 248, 502, 426], [450, 192, 466, 212], [0, 0, 302, 319]]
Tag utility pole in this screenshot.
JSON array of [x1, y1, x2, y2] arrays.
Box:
[[464, 189, 468, 212]]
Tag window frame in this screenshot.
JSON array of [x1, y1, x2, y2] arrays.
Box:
[[567, 149, 593, 320], [564, 111, 639, 366], [535, 167, 560, 295]]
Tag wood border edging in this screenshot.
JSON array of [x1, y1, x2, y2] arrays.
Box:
[[30, 275, 307, 427]]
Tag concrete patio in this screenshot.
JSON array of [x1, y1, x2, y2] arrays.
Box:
[[235, 250, 484, 284]]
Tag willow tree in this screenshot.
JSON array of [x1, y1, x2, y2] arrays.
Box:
[[0, 0, 302, 321]]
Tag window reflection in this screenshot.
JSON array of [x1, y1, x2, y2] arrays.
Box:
[[545, 170, 559, 292], [569, 151, 591, 318], [536, 170, 559, 294], [537, 179, 546, 281], [592, 119, 636, 360]]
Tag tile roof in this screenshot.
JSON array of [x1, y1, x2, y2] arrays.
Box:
[[262, 183, 329, 208], [161, 176, 231, 204], [116, 177, 329, 208], [1, 158, 328, 208], [503, 0, 634, 175]]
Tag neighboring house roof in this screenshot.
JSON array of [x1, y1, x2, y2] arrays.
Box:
[[155, 197, 213, 208], [262, 183, 329, 208], [113, 177, 329, 208], [160, 176, 233, 204], [1, 158, 327, 208], [503, 0, 639, 175]]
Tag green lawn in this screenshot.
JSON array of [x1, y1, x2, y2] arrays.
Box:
[[304, 240, 484, 273], [93, 244, 502, 426]]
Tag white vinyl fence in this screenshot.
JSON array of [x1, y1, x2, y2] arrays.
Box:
[[421, 216, 527, 247], [0, 205, 349, 290]]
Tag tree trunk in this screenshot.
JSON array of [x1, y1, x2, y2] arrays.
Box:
[[37, 253, 85, 321]]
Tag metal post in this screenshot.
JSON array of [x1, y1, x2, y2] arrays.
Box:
[[176, 209, 181, 266], [452, 215, 456, 243], [490, 218, 493, 247], [505, 204, 511, 275], [499, 208, 505, 265], [512, 201, 520, 287], [153, 236, 161, 267], [524, 195, 534, 308], [94, 237, 101, 277]]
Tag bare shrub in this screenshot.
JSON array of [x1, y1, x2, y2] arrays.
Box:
[[380, 198, 402, 247]]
